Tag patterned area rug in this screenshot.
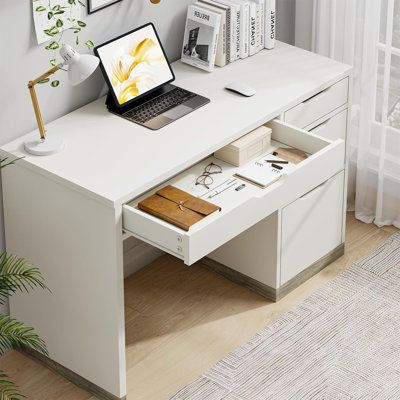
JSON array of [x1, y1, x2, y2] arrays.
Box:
[[171, 233, 400, 400]]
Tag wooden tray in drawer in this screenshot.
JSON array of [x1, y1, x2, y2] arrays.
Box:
[[123, 120, 345, 266]]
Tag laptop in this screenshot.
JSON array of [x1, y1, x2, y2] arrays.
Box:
[[95, 23, 210, 130]]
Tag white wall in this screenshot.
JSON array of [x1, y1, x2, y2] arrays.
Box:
[[277, 0, 296, 45], [0, 0, 295, 315], [295, 0, 313, 50]]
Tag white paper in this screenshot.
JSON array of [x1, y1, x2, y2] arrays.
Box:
[[33, 0, 82, 45], [90, 0, 118, 10], [236, 155, 293, 188]]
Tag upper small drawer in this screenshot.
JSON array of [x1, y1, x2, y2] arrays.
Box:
[[284, 78, 349, 129], [306, 108, 347, 141]]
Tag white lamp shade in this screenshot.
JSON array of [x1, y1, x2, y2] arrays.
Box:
[[60, 44, 100, 86], [68, 54, 100, 86]]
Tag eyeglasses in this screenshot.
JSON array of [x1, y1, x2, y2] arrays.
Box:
[[195, 162, 222, 189]]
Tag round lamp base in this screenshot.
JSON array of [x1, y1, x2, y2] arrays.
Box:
[[24, 137, 64, 156]]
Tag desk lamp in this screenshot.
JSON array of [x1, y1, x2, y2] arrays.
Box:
[[25, 44, 99, 156]]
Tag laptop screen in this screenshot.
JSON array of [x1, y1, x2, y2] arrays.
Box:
[[95, 23, 175, 107]]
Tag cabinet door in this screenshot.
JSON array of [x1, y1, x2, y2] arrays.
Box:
[[280, 171, 344, 285]]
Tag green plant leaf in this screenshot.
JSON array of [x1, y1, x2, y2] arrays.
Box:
[[77, 20, 86, 27], [52, 4, 61, 11], [54, 10, 65, 14], [47, 11, 53, 19], [56, 18, 63, 27], [35, 6, 46, 11], [0, 315, 48, 357], [44, 26, 59, 36], [37, 78, 50, 84], [45, 41, 59, 50], [51, 80, 60, 87], [0, 371, 24, 400], [76, 35, 79, 45], [68, 0, 76, 4], [85, 40, 94, 49], [50, 58, 56, 66], [0, 253, 49, 305]]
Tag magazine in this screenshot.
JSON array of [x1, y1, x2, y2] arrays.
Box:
[[196, 1, 228, 67], [181, 5, 221, 72]]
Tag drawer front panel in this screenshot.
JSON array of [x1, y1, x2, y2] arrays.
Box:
[[306, 109, 348, 141], [123, 121, 345, 266], [122, 210, 186, 260], [284, 78, 348, 129], [280, 171, 344, 285]]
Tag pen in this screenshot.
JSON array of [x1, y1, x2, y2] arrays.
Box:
[[265, 160, 289, 164], [208, 182, 237, 198], [202, 178, 235, 197], [271, 163, 283, 170]]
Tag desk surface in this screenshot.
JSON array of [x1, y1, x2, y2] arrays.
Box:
[[1, 42, 351, 207]]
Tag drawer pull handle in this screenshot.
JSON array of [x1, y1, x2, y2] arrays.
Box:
[[302, 86, 331, 104], [300, 180, 327, 201], [310, 119, 330, 133]]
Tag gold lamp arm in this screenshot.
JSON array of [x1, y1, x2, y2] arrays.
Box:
[[28, 65, 60, 140]]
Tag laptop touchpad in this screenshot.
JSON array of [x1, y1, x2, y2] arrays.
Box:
[[162, 105, 192, 120]]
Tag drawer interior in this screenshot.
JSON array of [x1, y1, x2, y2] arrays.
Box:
[[124, 120, 338, 236]]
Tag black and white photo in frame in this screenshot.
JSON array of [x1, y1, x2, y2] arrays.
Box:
[[88, 0, 122, 14]]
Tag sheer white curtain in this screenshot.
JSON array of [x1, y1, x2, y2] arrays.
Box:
[[296, 0, 400, 228]]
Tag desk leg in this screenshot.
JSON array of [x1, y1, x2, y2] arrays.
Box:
[[2, 165, 126, 400]]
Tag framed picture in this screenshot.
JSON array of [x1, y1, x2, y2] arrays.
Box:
[[88, 0, 122, 14]]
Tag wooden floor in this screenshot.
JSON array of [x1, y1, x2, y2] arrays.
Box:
[[1, 213, 398, 400]]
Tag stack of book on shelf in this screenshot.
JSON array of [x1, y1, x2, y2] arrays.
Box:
[[181, 0, 276, 72]]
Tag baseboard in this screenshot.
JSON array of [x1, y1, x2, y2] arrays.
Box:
[[123, 241, 163, 278], [20, 348, 126, 400], [202, 243, 345, 302], [276, 243, 345, 300], [201, 258, 278, 301]]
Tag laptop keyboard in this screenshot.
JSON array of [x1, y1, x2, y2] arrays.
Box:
[[123, 87, 197, 124]]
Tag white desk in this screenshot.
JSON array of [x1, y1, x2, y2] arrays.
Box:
[[1, 42, 351, 400]]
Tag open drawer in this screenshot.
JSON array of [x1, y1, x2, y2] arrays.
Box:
[[123, 120, 345, 265]]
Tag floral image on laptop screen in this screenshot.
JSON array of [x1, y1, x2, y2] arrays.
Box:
[[96, 24, 174, 105]]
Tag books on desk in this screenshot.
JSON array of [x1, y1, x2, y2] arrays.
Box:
[[182, 5, 221, 72], [182, 0, 276, 71]]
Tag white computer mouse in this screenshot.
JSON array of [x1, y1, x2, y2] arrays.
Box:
[[225, 81, 256, 97]]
